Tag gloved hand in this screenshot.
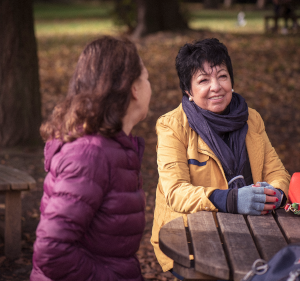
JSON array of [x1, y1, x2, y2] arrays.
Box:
[[237, 185, 266, 215], [255, 182, 282, 209]]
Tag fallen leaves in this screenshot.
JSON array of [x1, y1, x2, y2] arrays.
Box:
[[1, 29, 299, 281]]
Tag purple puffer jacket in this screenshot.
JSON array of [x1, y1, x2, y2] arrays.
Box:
[[30, 132, 146, 281]]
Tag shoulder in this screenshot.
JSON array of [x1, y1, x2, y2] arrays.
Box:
[[247, 107, 265, 133], [156, 103, 190, 133], [44, 135, 112, 210], [53, 135, 112, 179]]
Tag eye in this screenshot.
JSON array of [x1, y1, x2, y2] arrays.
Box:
[[199, 79, 208, 83], [219, 74, 227, 79]]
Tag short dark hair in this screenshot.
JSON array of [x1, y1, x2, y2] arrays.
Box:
[[175, 38, 234, 96], [40, 36, 142, 142]]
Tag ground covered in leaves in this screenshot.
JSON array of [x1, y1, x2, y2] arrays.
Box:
[[0, 30, 300, 280]]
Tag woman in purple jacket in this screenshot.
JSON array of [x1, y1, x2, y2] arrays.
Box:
[[30, 36, 151, 281]]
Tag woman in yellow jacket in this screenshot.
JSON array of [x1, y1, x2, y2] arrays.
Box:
[[151, 38, 290, 279]]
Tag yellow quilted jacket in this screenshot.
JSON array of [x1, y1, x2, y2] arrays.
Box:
[[150, 104, 290, 272]]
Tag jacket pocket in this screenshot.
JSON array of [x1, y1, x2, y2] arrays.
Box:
[[187, 153, 211, 187], [188, 159, 207, 167]]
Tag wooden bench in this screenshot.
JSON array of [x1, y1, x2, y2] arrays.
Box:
[[0, 164, 36, 259], [264, 15, 300, 33], [159, 209, 300, 280]]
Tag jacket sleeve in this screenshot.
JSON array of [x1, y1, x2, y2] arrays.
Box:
[[34, 145, 117, 281], [156, 116, 218, 213], [255, 112, 291, 199]]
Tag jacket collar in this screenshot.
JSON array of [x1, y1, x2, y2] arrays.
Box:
[[44, 139, 64, 172], [112, 131, 145, 165]]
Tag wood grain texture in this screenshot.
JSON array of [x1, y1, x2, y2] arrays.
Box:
[[0, 164, 36, 190], [247, 214, 287, 261], [159, 216, 190, 267], [0, 165, 36, 259], [275, 208, 300, 244], [217, 213, 260, 281], [0, 220, 4, 238], [5, 190, 22, 259], [0, 177, 10, 190], [173, 261, 217, 280], [187, 212, 229, 280]]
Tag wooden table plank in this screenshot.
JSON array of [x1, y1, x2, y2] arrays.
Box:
[[217, 213, 260, 281], [0, 177, 10, 190], [247, 214, 287, 261], [173, 261, 217, 280], [187, 212, 230, 280], [0, 165, 35, 190], [159, 216, 190, 268], [275, 208, 300, 244]]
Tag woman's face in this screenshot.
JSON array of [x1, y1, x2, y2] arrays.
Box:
[[134, 61, 152, 121], [188, 61, 232, 114]]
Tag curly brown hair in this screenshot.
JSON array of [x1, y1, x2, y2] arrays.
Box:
[[40, 36, 142, 142]]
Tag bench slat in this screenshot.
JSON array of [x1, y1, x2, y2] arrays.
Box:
[[187, 212, 229, 280], [217, 213, 260, 281], [0, 170, 28, 190], [247, 214, 287, 261], [159, 216, 190, 268], [275, 208, 300, 244], [0, 165, 35, 190], [0, 177, 10, 190]]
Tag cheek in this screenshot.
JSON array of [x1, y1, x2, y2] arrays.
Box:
[[225, 92, 232, 106], [195, 89, 209, 103]]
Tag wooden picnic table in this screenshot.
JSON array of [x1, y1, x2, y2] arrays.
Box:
[[159, 209, 300, 281], [0, 164, 36, 259]]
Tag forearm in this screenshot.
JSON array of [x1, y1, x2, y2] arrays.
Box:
[[34, 238, 116, 281]]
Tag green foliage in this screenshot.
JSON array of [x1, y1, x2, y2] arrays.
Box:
[[112, 0, 137, 32], [34, 2, 113, 20]]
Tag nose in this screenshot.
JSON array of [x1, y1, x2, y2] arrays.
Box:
[[210, 78, 221, 92]]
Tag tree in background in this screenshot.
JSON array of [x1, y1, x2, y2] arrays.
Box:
[[0, 0, 41, 147], [113, 0, 188, 38], [256, 0, 266, 9], [224, 0, 236, 8], [204, 0, 221, 9]]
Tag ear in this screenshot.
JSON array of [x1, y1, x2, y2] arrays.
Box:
[[131, 80, 139, 100], [185, 90, 192, 97]]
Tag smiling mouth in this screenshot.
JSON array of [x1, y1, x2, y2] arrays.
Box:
[[209, 96, 224, 100]]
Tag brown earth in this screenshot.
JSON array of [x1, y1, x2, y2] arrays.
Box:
[[0, 29, 300, 280]]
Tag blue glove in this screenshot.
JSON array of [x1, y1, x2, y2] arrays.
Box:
[[255, 182, 282, 209], [237, 185, 266, 215]]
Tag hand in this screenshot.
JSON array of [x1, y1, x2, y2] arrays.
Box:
[[237, 184, 278, 215], [254, 182, 282, 213]]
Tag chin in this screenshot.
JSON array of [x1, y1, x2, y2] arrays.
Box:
[[211, 100, 231, 114], [210, 106, 227, 114]]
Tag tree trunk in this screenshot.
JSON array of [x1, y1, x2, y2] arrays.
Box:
[[224, 0, 235, 8], [133, 0, 188, 38], [256, 0, 266, 9], [204, 0, 220, 9], [0, 0, 41, 147], [132, 0, 146, 38]]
